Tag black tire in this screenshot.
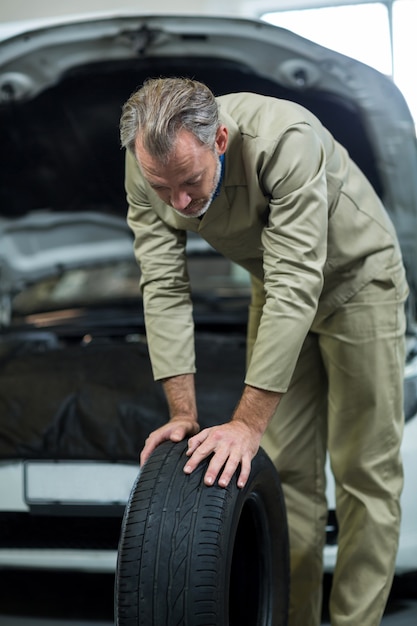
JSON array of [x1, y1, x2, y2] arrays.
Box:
[[115, 440, 289, 626]]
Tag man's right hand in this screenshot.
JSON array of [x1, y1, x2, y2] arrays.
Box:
[[140, 419, 200, 467]]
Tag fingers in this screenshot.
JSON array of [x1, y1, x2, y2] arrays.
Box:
[[184, 425, 258, 489], [140, 431, 166, 466], [206, 451, 252, 488], [186, 430, 208, 455], [206, 453, 241, 488], [140, 421, 199, 467], [236, 457, 252, 488]]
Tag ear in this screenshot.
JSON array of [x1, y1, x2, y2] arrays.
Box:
[[215, 125, 228, 155]]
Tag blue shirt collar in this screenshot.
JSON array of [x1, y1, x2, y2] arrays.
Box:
[[213, 153, 225, 199]]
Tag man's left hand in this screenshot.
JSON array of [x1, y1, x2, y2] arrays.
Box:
[[183, 421, 261, 488]]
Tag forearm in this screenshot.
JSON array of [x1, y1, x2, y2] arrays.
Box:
[[232, 384, 283, 437], [162, 373, 198, 423], [140, 373, 199, 466]]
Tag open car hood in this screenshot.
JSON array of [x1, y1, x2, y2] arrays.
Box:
[[1, 14, 417, 295], [0, 212, 134, 299]]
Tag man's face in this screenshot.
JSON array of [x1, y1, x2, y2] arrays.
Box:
[[135, 126, 227, 219]]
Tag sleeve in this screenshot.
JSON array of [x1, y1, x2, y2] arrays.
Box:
[[244, 123, 328, 392], [125, 151, 196, 381], [246, 274, 265, 368]]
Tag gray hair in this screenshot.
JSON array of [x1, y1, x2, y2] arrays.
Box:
[[120, 77, 220, 161]]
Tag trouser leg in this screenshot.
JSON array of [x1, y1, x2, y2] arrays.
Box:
[[261, 333, 328, 626], [319, 273, 406, 626]]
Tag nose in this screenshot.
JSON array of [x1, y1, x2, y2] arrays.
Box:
[[170, 190, 191, 211]]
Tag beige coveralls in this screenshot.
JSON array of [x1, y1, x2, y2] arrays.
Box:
[[125, 92, 408, 626]]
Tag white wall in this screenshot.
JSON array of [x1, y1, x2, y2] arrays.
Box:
[[0, 0, 249, 22]]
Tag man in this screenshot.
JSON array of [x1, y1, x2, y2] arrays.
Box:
[[120, 77, 408, 626]]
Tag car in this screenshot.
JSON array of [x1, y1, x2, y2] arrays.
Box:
[[0, 13, 416, 575]]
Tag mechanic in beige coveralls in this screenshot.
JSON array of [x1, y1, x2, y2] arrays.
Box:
[[120, 77, 408, 626]]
